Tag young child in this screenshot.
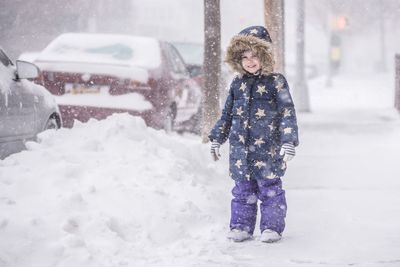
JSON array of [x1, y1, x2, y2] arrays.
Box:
[[209, 26, 299, 243]]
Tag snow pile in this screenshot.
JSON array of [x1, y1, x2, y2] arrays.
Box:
[[0, 114, 230, 267]]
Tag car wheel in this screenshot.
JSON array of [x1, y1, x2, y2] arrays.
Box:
[[44, 116, 59, 130]]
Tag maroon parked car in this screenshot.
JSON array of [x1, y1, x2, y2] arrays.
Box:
[[34, 33, 201, 131]]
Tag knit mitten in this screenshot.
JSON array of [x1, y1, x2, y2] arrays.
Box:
[[279, 143, 295, 162], [210, 141, 221, 161]]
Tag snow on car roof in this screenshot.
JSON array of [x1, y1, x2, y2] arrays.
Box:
[[36, 33, 161, 69], [35, 33, 160, 82]]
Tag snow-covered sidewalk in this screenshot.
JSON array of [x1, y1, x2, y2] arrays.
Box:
[[1, 73, 400, 267], [282, 74, 400, 266]]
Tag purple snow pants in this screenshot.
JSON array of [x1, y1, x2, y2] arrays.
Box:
[[230, 178, 287, 235]]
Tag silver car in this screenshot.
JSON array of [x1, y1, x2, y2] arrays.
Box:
[[0, 48, 61, 159]]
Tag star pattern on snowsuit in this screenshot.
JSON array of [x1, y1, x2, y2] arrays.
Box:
[[235, 159, 242, 169], [283, 127, 293, 134], [254, 160, 266, 169], [239, 82, 247, 91], [254, 137, 265, 147], [236, 106, 244, 116], [283, 108, 291, 118], [255, 108, 266, 119], [276, 81, 285, 93], [208, 70, 299, 183], [250, 28, 258, 34], [268, 147, 277, 158], [268, 122, 276, 131], [256, 85, 267, 96]]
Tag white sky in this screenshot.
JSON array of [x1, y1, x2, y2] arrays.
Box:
[[130, 0, 399, 75]]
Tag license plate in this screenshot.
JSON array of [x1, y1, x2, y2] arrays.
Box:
[[65, 83, 110, 94]]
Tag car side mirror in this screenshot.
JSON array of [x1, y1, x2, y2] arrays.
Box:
[[186, 65, 202, 78], [15, 60, 40, 79]]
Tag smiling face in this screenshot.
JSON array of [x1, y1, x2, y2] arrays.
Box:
[[241, 50, 261, 74]]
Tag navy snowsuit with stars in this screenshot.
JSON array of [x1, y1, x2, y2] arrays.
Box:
[[209, 25, 299, 235]]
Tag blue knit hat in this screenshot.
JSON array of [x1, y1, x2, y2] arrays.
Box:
[[238, 26, 272, 43]]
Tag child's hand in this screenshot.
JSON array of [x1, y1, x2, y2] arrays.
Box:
[[210, 141, 221, 161], [279, 143, 295, 161]]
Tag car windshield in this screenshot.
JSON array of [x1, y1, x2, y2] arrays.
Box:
[[172, 43, 203, 66], [0, 48, 14, 67], [85, 44, 133, 60], [37, 33, 161, 69]]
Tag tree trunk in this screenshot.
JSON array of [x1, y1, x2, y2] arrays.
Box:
[[395, 54, 400, 112], [264, 0, 285, 73], [202, 0, 221, 143], [294, 0, 310, 112]]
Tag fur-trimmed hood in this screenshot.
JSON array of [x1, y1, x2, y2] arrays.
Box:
[[225, 26, 274, 75]]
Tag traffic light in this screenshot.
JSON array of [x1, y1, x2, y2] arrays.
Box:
[[330, 33, 341, 74], [332, 16, 348, 31], [337, 16, 348, 30]]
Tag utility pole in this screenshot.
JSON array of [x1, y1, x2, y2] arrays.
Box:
[[202, 0, 221, 143], [378, 0, 387, 72], [264, 0, 285, 73], [294, 0, 310, 112]]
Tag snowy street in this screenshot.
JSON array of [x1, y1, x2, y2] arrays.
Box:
[[1, 72, 400, 267]]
